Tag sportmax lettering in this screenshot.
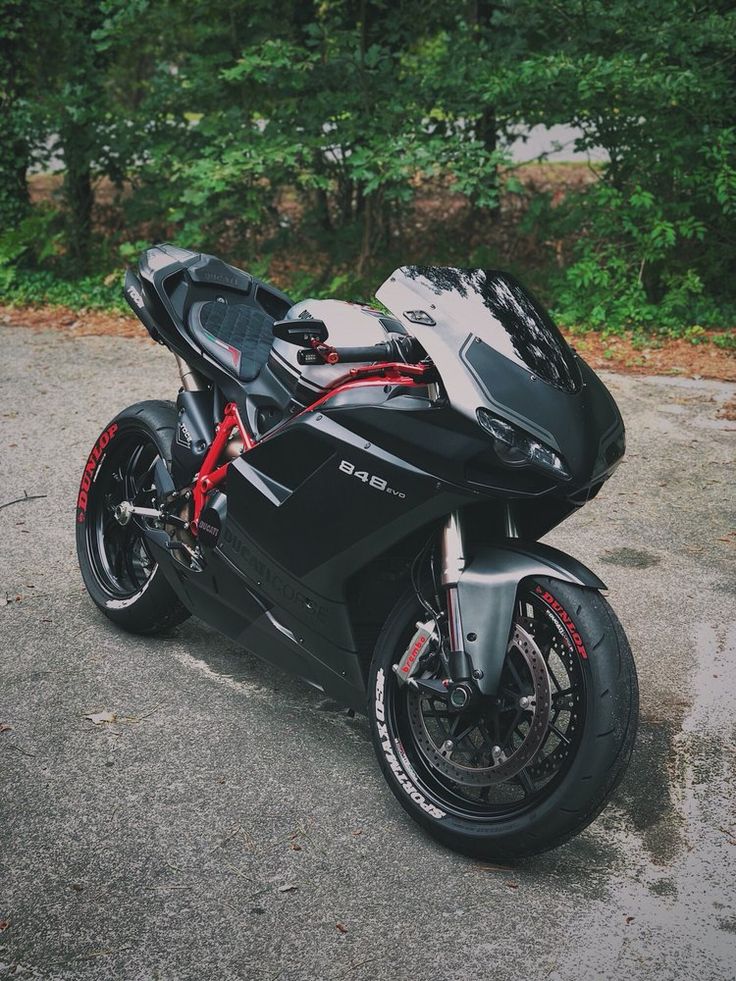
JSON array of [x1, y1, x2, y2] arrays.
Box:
[[374, 669, 446, 820]]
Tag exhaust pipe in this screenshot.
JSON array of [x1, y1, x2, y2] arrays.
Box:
[[174, 354, 205, 392]]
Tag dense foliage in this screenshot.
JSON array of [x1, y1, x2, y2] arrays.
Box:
[[0, 0, 734, 335]]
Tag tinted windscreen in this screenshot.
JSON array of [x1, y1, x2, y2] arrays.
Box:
[[398, 266, 580, 393]]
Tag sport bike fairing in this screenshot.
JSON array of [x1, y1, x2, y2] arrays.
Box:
[[121, 249, 626, 710], [79, 247, 638, 858], [376, 266, 624, 491]]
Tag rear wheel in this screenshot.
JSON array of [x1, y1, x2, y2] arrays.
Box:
[[75, 400, 190, 634], [368, 578, 638, 860]]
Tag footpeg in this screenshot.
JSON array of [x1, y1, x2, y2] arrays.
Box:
[[113, 500, 163, 526], [392, 619, 437, 685]]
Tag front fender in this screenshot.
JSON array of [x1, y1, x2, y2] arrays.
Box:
[[457, 541, 606, 696]]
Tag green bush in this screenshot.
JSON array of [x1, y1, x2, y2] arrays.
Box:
[[0, 268, 127, 311], [0, 0, 733, 338]]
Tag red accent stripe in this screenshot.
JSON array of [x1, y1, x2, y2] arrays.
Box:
[[190, 363, 429, 533]]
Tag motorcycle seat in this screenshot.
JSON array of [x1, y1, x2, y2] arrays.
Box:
[[189, 299, 274, 382]]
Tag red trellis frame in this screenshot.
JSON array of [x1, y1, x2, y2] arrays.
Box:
[[190, 362, 431, 534]]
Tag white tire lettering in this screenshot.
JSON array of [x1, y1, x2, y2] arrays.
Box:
[[374, 668, 446, 820]]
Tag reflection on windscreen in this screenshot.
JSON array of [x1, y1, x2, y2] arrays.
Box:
[[402, 266, 579, 393]]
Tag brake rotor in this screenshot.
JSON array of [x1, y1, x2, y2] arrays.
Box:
[[407, 623, 552, 786]]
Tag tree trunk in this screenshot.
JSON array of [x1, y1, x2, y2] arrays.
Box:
[[313, 153, 332, 233], [474, 0, 500, 223], [0, 0, 31, 228], [357, 189, 386, 275], [0, 126, 30, 227], [61, 122, 94, 271], [314, 187, 332, 233]]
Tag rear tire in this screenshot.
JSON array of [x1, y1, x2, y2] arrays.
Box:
[[75, 400, 191, 635], [368, 578, 638, 861]]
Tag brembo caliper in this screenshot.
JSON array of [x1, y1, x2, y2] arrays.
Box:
[[392, 619, 438, 686]]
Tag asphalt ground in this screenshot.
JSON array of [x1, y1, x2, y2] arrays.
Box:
[[1, 324, 735, 980]]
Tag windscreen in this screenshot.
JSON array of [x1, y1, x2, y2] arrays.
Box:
[[379, 266, 580, 394]]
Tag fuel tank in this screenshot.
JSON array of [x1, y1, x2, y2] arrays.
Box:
[[267, 299, 405, 405]]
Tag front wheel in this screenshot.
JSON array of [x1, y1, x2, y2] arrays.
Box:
[[368, 578, 638, 861]]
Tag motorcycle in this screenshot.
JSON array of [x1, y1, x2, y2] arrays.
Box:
[[76, 245, 638, 859]]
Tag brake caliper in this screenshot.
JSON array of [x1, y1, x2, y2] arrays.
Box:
[[392, 619, 438, 686]]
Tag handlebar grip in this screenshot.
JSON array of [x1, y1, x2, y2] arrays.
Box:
[[330, 342, 395, 364]]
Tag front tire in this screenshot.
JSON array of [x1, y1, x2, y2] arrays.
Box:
[[368, 578, 638, 861], [75, 400, 191, 635]]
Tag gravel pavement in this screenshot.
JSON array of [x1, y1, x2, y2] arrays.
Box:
[[1, 324, 735, 980]]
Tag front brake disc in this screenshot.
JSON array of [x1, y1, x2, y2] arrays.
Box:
[[407, 623, 552, 786]]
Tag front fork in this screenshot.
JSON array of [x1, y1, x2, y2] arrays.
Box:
[[397, 505, 605, 701], [441, 510, 472, 686], [442, 504, 519, 687], [441, 506, 520, 706], [396, 507, 517, 709]]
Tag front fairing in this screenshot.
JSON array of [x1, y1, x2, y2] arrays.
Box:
[[376, 266, 625, 489]]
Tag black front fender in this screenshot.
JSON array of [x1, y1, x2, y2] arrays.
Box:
[[457, 541, 606, 696]]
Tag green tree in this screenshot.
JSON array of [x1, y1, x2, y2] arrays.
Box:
[[0, 0, 43, 227], [503, 0, 736, 328]]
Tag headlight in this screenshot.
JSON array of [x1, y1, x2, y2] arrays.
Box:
[[477, 408, 571, 480]]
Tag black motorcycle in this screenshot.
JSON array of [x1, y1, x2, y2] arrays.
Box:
[[76, 245, 638, 859]]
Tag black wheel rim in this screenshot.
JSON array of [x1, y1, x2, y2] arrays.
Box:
[[85, 428, 160, 600], [385, 586, 587, 822]]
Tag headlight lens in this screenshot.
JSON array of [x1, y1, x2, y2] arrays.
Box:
[[477, 408, 571, 480]]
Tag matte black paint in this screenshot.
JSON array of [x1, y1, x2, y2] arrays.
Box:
[[125, 248, 626, 709]]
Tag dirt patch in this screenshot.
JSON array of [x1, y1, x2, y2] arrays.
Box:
[[0, 304, 151, 341], [2, 301, 734, 382], [716, 395, 736, 420], [568, 331, 736, 383]]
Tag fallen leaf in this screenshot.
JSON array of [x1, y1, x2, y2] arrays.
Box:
[[0, 920, 9, 931], [290, 843, 302, 851], [72, 884, 84, 892], [626, 916, 635, 924], [351, 829, 363, 837], [0, 724, 12, 734], [336, 922, 348, 934], [278, 884, 298, 894], [505, 880, 519, 890], [84, 710, 117, 726]]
